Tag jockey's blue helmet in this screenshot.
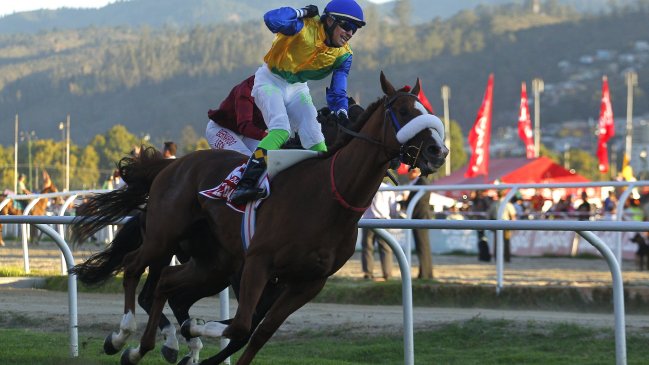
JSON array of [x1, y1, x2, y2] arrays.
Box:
[[323, 0, 366, 28]]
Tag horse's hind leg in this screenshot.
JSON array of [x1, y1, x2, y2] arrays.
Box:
[[137, 269, 180, 363], [220, 278, 327, 365], [121, 261, 230, 365], [104, 248, 170, 355]]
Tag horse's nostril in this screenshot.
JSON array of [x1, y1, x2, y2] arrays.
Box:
[[426, 145, 439, 156]]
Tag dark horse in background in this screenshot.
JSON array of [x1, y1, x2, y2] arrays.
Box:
[[72, 72, 447, 365], [70, 102, 364, 364]]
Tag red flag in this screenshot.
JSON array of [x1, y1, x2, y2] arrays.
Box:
[[465, 74, 494, 178], [518, 82, 535, 158], [597, 76, 615, 173], [417, 83, 434, 114]]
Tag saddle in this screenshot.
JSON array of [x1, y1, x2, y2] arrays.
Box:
[[199, 149, 319, 211]]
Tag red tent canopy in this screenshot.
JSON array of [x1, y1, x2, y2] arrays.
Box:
[[434, 157, 590, 185]]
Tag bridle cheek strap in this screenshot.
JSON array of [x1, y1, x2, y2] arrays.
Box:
[[330, 150, 370, 212], [396, 114, 445, 143]]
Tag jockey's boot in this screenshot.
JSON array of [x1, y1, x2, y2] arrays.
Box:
[[230, 148, 268, 205]]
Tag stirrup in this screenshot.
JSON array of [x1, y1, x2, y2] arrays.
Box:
[[230, 186, 267, 205]]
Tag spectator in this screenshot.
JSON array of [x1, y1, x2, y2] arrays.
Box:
[[112, 169, 125, 189], [603, 190, 617, 218], [530, 191, 545, 218], [470, 190, 492, 262], [487, 190, 517, 263], [163, 141, 177, 159], [576, 191, 592, 221], [361, 182, 397, 281], [446, 204, 464, 220], [401, 167, 433, 279], [102, 174, 114, 190]]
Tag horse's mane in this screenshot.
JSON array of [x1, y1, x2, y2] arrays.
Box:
[[321, 96, 386, 158]]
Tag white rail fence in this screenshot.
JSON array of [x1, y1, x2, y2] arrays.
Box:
[[1, 214, 644, 365]]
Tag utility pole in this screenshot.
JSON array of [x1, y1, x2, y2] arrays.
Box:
[[625, 70, 638, 160], [66, 114, 70, 191], [14, 115, 18, 193], [532, 78, 544, 158], [441, 85, 451, 176]]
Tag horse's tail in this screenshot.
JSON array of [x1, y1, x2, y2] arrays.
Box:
[[70, 147, 170, 243], [69, 213, 144, 286]]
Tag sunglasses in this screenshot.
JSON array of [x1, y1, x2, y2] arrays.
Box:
[[335, 18, 358, 34]]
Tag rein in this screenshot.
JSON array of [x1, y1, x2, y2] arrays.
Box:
[[329, 92, 421, 212]]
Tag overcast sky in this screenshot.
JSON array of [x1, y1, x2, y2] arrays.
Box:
[[0, 0, 391, 18]]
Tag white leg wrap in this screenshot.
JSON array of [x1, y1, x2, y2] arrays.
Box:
[[161, 324, 179, 351], [129, 345, 143, 363], [190, 319, 227, 338], [188, 337, 203, 363], [113, 311, 137, 347]]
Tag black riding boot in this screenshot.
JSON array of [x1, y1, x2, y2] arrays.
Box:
[[230, 148, 268, 205]]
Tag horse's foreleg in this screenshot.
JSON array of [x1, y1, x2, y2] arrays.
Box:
[[198, 281, 285, 365], [223, 255, 272, 341], [232, 278, 328, 365]]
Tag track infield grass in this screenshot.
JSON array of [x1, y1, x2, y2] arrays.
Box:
[[1, 318, 648, 364]]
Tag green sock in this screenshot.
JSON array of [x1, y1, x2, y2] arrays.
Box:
[[258, 129, 290, 151], [309, 141, 327, 152]]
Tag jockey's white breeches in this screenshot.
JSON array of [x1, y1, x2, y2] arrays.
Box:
[[252, 64, 324, 149], [205, 121, 260, 156]]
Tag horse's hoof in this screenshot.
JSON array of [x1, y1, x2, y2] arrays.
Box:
[[177, 355, 195, 365], [161, 345, 178, 364], [120, 348, 141, 365], [104, 333, 120, 355]]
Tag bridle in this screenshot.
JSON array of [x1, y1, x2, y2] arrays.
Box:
[[331, 91, 425, 212], [337, 91, 425, 165]]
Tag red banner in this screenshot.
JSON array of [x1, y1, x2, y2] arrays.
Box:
[[465, 74, 494, 178], [597, 76, 614, 172], [518, 82, 535, 158]]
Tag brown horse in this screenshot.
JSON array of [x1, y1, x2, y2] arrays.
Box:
[[27, 184, 59, 244], [70, 104, 362, 364], [0, 195, 22, 246], [108, 72, 447, 365]]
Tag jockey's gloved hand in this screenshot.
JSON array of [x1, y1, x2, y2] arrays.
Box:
[[299, 5, 319, 18], [335, 109, 350, 127]]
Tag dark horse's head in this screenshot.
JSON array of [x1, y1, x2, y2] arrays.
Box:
[[379, 72, 448, 175]]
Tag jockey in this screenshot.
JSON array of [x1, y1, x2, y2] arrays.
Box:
[[206, 75, 267, 155], [230, 0, 366, 205]]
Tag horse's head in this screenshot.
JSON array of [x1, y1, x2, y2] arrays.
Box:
[[379, 72, 448, 175]]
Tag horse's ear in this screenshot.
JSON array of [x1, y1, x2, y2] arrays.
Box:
[[380, 71, 396, 96], [411, 78, 421, 96]]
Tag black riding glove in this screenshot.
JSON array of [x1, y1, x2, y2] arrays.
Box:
[[300, 5, 319, 18], [336, 109, 350, 128]]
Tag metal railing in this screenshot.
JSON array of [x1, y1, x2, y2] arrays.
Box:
[[2, 214, 643, 364], [380, 181, 649, 294]]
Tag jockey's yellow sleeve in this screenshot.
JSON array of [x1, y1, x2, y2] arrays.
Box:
[[263, 16, 352, 84]]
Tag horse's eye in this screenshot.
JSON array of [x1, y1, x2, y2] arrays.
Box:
[[398, 108, 409, 117]]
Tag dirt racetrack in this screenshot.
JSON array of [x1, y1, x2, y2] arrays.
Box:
[[2, 238, 649, 337]]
